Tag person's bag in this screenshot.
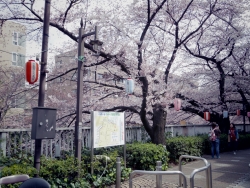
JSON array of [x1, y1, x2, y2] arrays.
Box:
[[209, 130, 217, 141], [230, 129, 236, 141]]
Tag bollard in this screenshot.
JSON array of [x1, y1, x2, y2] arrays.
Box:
[[156, 161, 162, 188], [116, 157, 121, 188], [55, 144, 60, 158], [0, 132, 7, 157]]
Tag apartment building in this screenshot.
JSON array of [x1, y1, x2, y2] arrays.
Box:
[[0, 20, 26, 67], [0, 21, 27, 127]]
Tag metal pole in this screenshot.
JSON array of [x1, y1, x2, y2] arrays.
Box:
[[75, 19, 84, 162], [91, 111, 94, 174], [124, 112, 126, 168], [156, 161, 162, 188], [208, 164, 213, 188], [116, 157, 121, 188], [34, 0, 51, 175]]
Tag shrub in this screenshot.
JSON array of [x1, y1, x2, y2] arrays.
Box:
[[166, 136, 204, 163], [124, 143, 169, 170], [85, 150, 131, 187], [238, 134, 250, 150], [39, 156, 88, 187], [1, 163, 37, 188]]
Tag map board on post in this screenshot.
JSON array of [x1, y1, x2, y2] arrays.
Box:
[[92, 111, 125, 148], [90, 111, 126, 174]]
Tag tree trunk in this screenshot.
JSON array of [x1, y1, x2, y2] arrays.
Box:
[[219, 117, 230, 134], [211, 114, 230, 134], [151, 103, 167, 145]]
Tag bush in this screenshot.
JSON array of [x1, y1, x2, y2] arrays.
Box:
[[1, 162, 37, 188], [124, 143, 169, 170], [39, 156, 89, 187], [238, 134, 250, 150], [166, 136, 204, 163]]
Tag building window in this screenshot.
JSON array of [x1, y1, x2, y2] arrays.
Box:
[[11, 96, 25, 108], [56, 60, 63, 68], [72, 72, 77, 80], [13, 32, 18, 45], [97, 73, 103, 79], [56, 76, 63, 83], [12, 53, 25, 67], [72, 89, 77, 96], [13, 32, 26, 47], [117, 78, 124, 84]]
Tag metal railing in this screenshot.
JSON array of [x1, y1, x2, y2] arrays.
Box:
[[0, 126, 144, 157], [128, 161, 187, 188], [127, 155, 212, 188], [1, 124, 248, 158], [179, 155, 212, 188]]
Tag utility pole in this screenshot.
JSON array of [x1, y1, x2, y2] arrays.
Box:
[[75, 20, 102, 163], [75, 19, 84, 162], [34, 0, 51, 175]]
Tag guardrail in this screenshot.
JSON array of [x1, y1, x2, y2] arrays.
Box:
[[129, 170, 187, 188], [127, 155, 212, 188], [179, 155, 212, 188], [129, 161, 187, 188]]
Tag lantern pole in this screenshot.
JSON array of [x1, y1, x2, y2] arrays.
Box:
[[34, 0, 51, 175]]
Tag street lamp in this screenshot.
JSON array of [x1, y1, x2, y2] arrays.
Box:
[[75, 19, 103, 163], [90, 40, 103, 56]]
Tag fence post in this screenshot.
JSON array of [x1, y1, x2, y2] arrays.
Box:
[[116, 157, 121, 188], [156, 161, 162, 188], [0, 132, 7, 156]]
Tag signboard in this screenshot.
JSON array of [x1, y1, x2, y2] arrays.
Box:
[[92, 111, 125, 148]]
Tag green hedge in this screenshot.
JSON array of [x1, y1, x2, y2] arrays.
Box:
[[166, 133, 250, 162], [124, 143, 169, 170], [166, 136, 204, 163]]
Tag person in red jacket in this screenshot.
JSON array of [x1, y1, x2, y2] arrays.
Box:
[[228, 123, 238, 155]]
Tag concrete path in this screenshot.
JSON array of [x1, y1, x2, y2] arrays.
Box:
[[109, 148, 250, 188]]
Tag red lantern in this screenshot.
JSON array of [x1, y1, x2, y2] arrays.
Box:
[[26, 60, 39, 84], [204, 112, 210, 121], [236, 109, 240, 116], [174, 98, 181, 111], [247, 112, 250, 117]]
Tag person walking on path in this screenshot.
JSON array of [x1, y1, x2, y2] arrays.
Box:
[[228, 123, 238, 155], [209, 123, 221, 159]]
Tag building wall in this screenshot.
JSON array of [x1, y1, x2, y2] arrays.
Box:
[[0, 21, 27, 125], [0, 21, 26, 67]]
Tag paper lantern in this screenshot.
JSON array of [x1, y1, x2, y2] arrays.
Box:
[[204, 112, 210, 121], [236, 109, 240, 116], [247, 112, 250, 117], [125, 78, 134, 94], [174, 98, 181, 111], [223, 111, 228, 118], [26, 60, 39, 84]]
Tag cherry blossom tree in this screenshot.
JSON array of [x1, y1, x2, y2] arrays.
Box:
[[1, 0, 250, 143], [176, 1, 250, 132], [0, 66, 26, 127]]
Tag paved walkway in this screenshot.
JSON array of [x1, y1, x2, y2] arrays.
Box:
[[109, 149, 250, 188]]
